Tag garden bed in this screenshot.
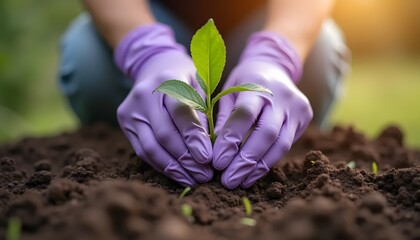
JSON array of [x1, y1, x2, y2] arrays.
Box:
[[0, 124, 419, 240]]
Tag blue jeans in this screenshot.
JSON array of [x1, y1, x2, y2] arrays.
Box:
[[58, 1, 350, 127]]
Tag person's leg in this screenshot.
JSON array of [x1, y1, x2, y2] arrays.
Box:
[[58, 2, 193, 126], [224, 9, 351, 128], [297, 20, 350, 128], [58, 13, 130, 126]]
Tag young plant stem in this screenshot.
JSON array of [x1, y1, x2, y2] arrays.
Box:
[[179, 187, 191, 199], [154, 19, 272, 145], [240, 197, 256, 227], [206, 87, 216, 143], [207, 112, 216, 143]]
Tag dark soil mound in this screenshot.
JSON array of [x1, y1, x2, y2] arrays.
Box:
[[0, 124, 419, 240]]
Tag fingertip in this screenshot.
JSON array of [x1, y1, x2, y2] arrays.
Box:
[[240, 177, 258, 189], [220, 164, 249, 190], [212, 155, 230, 171], [240, 160, 270, 189], [164, 161, 197, 187], [240, 181, 254, 189], [191, 150, 212, 164], [195, 166, 214, 183], [176, 150, 214, 183], [221, 174, 237, 190], [213, 138, 236, 170], [189, 134, 213, 164], [179, 181, 197, 188], [177, 178, 197, 188]]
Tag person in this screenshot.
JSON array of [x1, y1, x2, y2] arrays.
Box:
[[58, 0, 350, 189]]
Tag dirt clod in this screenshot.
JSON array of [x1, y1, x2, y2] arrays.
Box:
[[0, 124, 419, 240], [26, 170, 52, 189], [34, 159, 52, 172]]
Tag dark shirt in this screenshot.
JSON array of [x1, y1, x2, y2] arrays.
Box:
[[160, 0, 266, 35]]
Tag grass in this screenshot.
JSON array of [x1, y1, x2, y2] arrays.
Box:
[[0, 0, 80, 143], [330, 56, 420, 147]]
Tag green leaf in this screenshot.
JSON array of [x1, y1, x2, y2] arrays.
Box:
[[191, 18, 226, 95], [195, 72, 208, 94], [154, 80, 207, 112], [211, 83, 273, 106]]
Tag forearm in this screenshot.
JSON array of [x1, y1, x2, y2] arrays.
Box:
[[264, 0, 334, 61], [83, 0, 155, 48]]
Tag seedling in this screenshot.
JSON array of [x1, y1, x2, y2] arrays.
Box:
[[154, 19, 272, 142], [181, 203, 194, 223], [240, 197, 256, 227], [347, 160, 356, 169], [178, 187, 194, 222], [7, 217, 21, 240], [179, 186, 191, 199], [372, 161, 378, 175]]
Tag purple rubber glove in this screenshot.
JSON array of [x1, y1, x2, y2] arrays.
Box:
[[213, 32, 313, 189], [115, 24, 213, 186]]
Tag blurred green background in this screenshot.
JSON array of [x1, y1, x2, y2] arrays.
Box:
[[0, 0, 419, 146]]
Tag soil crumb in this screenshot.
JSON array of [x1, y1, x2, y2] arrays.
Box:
[[0, 124, 419, 240]]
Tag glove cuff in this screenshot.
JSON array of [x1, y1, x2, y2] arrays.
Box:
[[240, 31, 303, 83], [114, 23, 186, 81]]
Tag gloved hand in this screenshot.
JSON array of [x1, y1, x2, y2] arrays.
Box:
[[115, 24, 213, 186], [213, 32, 313, 189]]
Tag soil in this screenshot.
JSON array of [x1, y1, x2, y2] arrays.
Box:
[[0, 124, 419, 240]]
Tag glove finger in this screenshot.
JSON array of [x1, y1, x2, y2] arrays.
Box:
[[197, 111, 209, 132], [294, 116, 312, 143], [164, 96, 212, 164], [190, 75, 210, 135], [121, 127, 145, 158], [141, 119, 212, 183], [240, 120, 297, 189], [136, 122, 197, 187], [153, 126, 213, 183], [220, 107, 284, 189], [145, 109, 212, 182], [213, 92, 265, 170], [240, 160, 270, 189], [214, 93, 235, 134]]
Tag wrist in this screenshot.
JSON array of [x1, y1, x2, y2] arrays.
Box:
[[114, 23, 186, 80], [240, 31, 303, 83]]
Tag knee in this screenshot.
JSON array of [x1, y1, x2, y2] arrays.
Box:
[[317, 20, 351, 87], [298, 20, 351, 127], [58, 14, 112, 98], [58, 14, 129, 125]]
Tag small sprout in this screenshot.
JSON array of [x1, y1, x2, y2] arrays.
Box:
[[181, 203, 194, 223], [179, 187, 194, 223], [179, 186, 191, 199], [240, 217, 257, 227], [7, 217, 21, 240], [372, 161, 378, 175], [240, 197, 256, 227], [242, 197, 252, 216], [347, 160, 356, 169], [310, 160, 315, 165]]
